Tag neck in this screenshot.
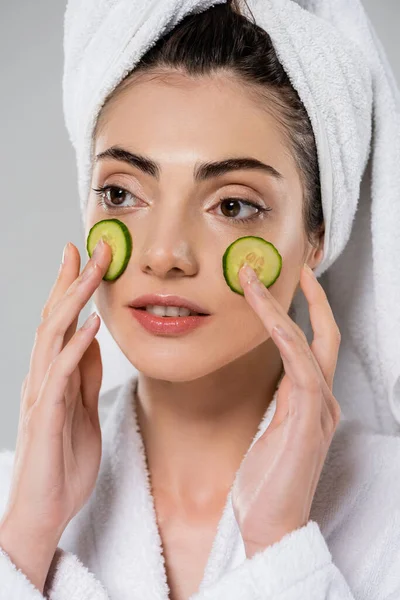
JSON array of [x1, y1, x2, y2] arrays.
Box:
[[135, 342, 284, 510]]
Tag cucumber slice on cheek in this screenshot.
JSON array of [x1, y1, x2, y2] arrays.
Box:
[[86, 218, 133, 281], [222, 236, 282, 295], [87, 226, 280, 292]]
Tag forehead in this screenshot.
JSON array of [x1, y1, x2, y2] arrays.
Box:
[[94, 74, 295, 172]]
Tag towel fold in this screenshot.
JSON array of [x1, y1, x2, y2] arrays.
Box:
[[63, 0, 400, 433]]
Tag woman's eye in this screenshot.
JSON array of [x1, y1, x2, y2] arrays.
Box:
[[92, 185, 138, 210], [92, 186, 272, 224], [217, 197, 271, 224]]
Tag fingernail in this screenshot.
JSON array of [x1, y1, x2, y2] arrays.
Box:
[[93, 238, 105, 262], [82, 311, 98, 329], [241, 263, 257, 281], [62, 242, 70, 265], [241, 264, 268, 298]]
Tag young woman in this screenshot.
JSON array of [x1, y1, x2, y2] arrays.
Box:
[[0, 2, 399, 599]]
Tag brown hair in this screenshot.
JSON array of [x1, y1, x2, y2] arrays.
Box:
[[92, 0, 324, 247]]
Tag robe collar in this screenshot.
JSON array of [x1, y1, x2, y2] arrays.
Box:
[[61, 373, 281, 599]]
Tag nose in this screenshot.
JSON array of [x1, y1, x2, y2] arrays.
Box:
[[139, 222, 199, 279]]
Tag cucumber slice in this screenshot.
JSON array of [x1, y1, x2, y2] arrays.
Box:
[[222, 236, 282, 295], [86, 218, 132, 281]]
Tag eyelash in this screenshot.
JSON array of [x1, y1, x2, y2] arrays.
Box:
[[92, 185, 272, 225]]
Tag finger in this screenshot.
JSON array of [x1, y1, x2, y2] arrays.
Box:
[[299, 265, 342, 429], [238, 264, 323, 423], [21, 374, 29, 397], [300, 265, 341, 390], [41, 243, 81, 324], [22, 243, 81, 413], [269, 323, 338, 438], [238, 263, 319, 362], [35, 311, 101, 436], [238, 263, 338, 389], [17, 375, 30, 439], [25, 241, 111, 409], [45, 243, 82, 350], [79, 336, 102, 425], [269, 322, 324, 425], [238, 264, 312, 345]]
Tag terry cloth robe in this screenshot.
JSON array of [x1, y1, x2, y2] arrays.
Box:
[[1, 373, 400, 599]]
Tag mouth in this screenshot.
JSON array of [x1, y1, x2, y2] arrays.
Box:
[[129, 306, 211, 335], [134, 306, 208, 317], [129, 294, 210, 317]]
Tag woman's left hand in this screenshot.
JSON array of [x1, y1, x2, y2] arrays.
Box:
[[232, 262, 342, 558]]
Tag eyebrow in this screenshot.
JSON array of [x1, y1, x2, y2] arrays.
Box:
[[94, 145, 284, 182]]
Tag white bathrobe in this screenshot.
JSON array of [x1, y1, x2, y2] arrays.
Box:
[[1, 374, 400, 599]]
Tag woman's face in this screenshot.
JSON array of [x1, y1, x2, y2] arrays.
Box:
[[86, 72, 322, 382]]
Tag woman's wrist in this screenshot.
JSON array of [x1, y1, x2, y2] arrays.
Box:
[[0, 515, 61, 594], [244, 526, 296, 559], [244, 540, 274, 559]]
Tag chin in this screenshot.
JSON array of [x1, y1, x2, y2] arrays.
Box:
[[120, 335, 268, 383], [122, 353, 222, 382]]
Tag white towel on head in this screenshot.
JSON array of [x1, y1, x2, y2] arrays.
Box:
[[62, 0, 400, 434]]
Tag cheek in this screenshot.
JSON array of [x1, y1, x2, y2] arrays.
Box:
[[84, 204, 98, 232], [267, 227, 305, 311], [92, 285, 118, 320], [95, 292, 271, 382], [217, 298, 268, 333], [192, 299, 272, 367], [266, 262, 300, 317]]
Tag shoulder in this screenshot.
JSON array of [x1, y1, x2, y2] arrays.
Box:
[[0, 450, 15, 518], [313, 417, 400, 544], [323, 418, 400, 492], [311, 419, 400, 593]]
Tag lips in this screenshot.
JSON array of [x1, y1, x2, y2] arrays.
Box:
[[129, 294, 210, 315], [136, 306, 199, 316], [129, 307, 211, 335]]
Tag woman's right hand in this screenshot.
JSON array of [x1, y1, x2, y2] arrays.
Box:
[[0, 238, 112, 544]]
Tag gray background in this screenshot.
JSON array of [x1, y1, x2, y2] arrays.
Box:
[[0, 1, 399, 450]]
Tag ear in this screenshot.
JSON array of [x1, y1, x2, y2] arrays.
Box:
[[305, 227, 325, 271]]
